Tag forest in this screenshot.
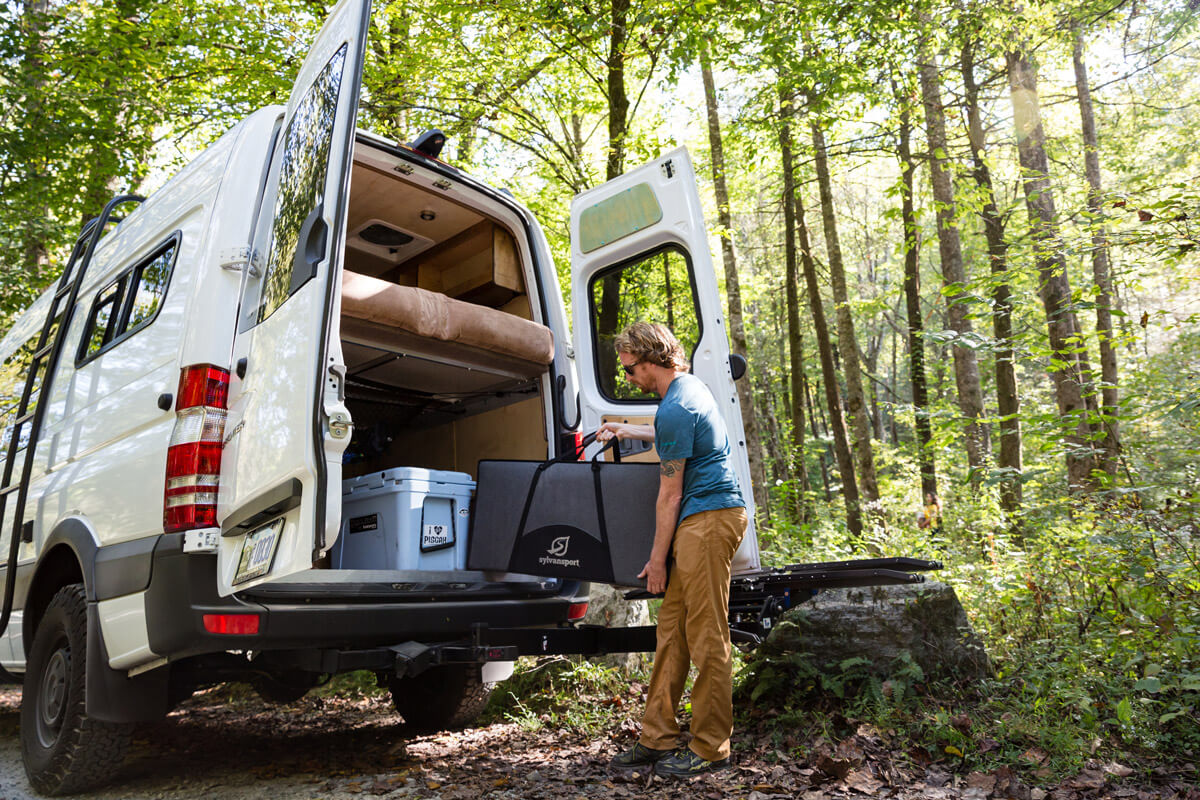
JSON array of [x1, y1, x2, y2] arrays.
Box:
[[1, 0, 1198, 788]]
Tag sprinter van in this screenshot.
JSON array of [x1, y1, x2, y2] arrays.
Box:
[[0, 0, 757, 792]]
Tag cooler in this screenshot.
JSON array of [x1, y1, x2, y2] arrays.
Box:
[[332, 467, 475, 571]]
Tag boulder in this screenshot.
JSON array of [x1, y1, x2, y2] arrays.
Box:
[[583, 583, 650, 672], [760, 581, 990, 682]]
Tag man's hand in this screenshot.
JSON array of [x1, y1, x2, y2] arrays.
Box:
[[595, 421, 627, 443], [638, 557, 668, 594], [595, 422, 655, 444]]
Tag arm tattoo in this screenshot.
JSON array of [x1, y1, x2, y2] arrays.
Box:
[[660, 459, 685, 478]]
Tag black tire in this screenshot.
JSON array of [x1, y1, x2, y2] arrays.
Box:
[[21, 584, 132, 796], [389, 664, 493, 733]]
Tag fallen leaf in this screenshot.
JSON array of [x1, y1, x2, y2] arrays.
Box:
[[1104, 762, 1134, 778], [845, 769, 884, 794], [1068, 769, 1106, 790], [967, 772, 996, 792], [1021, 747, 1049, 765]]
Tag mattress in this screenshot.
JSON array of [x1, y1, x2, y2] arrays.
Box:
[[340, 270, 554, 375]]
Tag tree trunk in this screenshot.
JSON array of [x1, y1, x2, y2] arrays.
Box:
[[962, 41, 1022, 511], [1007, 50, 1099, 492], [896, 103, 938, 498], [809, 119, 880, 512], [19, 0, 52, 282], [605, 0, 630, 183], [780, 90, 810, 523], [783, 96, 863, 537], [700, 42, 768, 514], [917, 35, 990, 484], [1072, 23, 1120, 478], [585, 0, 649, 661]]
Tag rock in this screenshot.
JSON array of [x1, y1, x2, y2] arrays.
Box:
[[759, 582, 990, 682], [584, 583, 651, 672]]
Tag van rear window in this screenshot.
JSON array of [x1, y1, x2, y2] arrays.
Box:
[[77, 237, 177, 365]]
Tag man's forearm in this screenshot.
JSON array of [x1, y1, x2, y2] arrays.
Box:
[[652, 493, 682, 562]]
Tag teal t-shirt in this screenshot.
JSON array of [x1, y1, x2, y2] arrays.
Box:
[[654, 373, 745, 522]]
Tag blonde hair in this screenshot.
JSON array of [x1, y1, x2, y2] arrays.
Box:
[[613, 322, 689, 371]]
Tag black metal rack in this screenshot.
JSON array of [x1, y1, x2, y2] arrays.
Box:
[[0, 195, 143, 639]]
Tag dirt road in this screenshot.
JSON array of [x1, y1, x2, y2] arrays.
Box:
[[2, 685, 1194, 800]]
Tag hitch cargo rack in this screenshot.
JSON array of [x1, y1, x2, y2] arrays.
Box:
[[237, 558, 942, 681], [479, 556, 942, 659]]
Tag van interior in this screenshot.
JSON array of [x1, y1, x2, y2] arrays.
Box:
[[336, 143, 552, 481]]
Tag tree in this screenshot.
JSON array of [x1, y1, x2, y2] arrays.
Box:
[[1071, 20, 1120, 479], [961, 36, 1022, 511], [700, 41, 769, 513], [782, 90, 863, 538], [1007, 48, 1098, 491], [809, 116, 881, 511], [894, 87, 938, 498], [917, 24, 990, 485]]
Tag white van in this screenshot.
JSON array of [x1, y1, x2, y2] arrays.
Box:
[[0, 0, 757, 793]]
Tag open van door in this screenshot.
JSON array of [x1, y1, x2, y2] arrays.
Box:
[[216, 0, 370, 595], [569, 147, 759, 574]]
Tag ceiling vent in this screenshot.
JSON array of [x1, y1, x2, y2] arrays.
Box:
[[348, 219, 434, 265]]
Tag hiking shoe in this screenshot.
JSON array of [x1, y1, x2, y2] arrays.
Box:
[[653, 747, 730, 777], [610, 742, 673, 769]]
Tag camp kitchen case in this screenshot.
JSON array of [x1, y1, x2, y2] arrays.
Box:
[[0, 0, 758, 792]]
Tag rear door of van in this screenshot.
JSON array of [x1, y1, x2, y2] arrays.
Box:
[[570, 148, 760, 573], [216, 0, 371, 595]]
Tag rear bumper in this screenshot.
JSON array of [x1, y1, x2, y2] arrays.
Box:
[[144, 534, 586, 661]]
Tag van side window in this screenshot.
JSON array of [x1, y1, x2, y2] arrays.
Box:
[[125, 245, 173, 329], [77, 237, 178, 365], [257, 43, 348, 324], [82, 279, 126, 359], [588, 245, 701, 402]]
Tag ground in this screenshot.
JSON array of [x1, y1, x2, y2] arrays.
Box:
[[0, 684, 1194, 799]]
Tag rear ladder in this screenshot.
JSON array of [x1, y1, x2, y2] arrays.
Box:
[[0, 194, 144, 639]]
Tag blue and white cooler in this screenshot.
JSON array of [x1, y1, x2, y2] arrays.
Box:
[[332, 467, 475, 571]]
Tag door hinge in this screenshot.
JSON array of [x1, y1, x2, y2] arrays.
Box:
[[219, 246, 261, 276], [328, 411, 352, 440]]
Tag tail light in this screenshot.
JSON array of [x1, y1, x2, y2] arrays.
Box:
[[567, 602, 589, 620], [164, 365, 230, 532], [573, 431, 585, 460], [202, 613, 260, 635]]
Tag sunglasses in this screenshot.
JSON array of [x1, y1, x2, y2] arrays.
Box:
[[621, 359, 643, 376]]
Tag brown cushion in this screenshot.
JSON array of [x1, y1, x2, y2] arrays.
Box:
[[341, 271, 555, 367]]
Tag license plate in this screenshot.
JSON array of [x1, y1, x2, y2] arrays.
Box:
[[421, 522, 453, 552], [234, 518, 283, 585]]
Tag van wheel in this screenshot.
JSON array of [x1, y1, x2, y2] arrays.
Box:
[[21, 584, 132, 796], [389, 664, 493, 733]]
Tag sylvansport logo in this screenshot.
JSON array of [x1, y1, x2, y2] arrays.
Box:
[[539, 534, 581, 568]]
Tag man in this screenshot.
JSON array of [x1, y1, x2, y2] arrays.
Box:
[[598, 321, 747, 777]]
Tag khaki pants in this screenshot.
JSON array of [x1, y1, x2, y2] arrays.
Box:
[[638, 506, 747, 762]]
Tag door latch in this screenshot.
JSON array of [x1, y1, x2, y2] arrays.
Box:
[[328, 411, 352, 440]]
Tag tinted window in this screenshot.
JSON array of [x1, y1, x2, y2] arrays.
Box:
[[257, 44, 347, 323], [126, 246, 173, 329], [589, 246, 700, 401], [82, 280, 125, 360], [77, 238, 177, 365]]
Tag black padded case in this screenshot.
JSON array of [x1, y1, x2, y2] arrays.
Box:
[[467, 458, 661, 587]]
